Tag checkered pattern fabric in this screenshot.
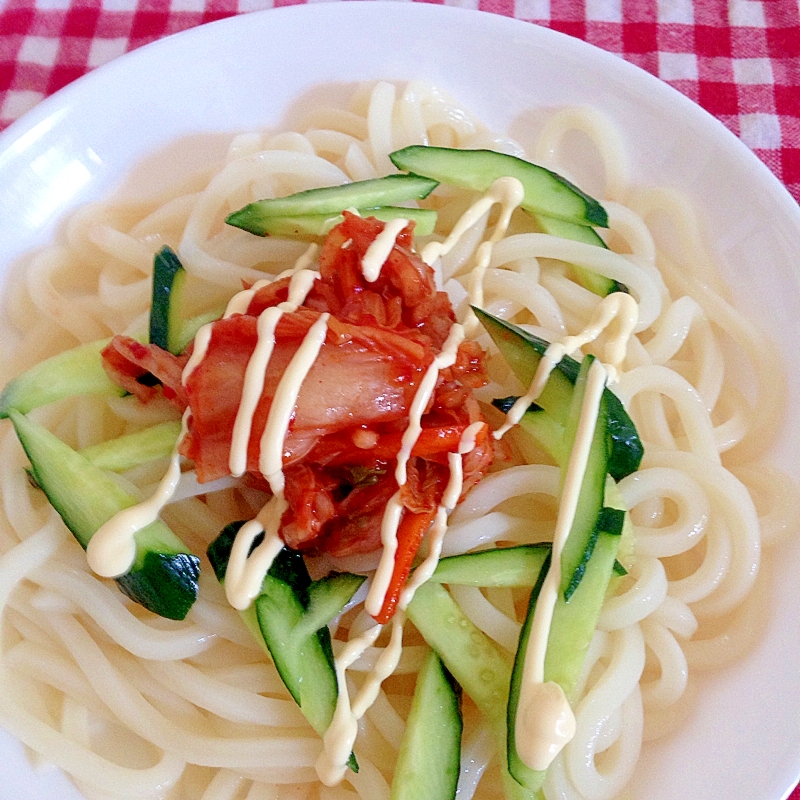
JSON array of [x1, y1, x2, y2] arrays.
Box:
[[1, 0, 798, 204]]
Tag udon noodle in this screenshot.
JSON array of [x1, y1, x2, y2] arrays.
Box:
[[0, 80, 797, 800]]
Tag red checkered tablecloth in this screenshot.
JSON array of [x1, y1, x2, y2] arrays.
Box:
[[0, 0, 798, 204], [0, 0, 799, 797]]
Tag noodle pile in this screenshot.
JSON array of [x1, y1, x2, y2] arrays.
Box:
[[0, 80, 797, 800]]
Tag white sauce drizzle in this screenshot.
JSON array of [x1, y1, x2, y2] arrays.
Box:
[[421, 177, 525, 335], [87, 409, 191, 577], [361, 217, 408, 282], [317, 423, 483, 785], [363, 492, 405, 618], [86, 247, 322, 582], [491, 294, 639, 770], [224, 311, 331, 608], [513, 357, 607, 770], [494, 292, 639, 440], [258, 312, 330, 489], [395, 322, 466, 486], [224, 497, 287, 610], [228, 269, 318, 477]]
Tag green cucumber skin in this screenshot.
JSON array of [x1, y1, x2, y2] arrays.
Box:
[[234, 206, 438, 240], [507, 484, 627, 788], [428, 544, 550, 588], [149, 246, 186, 355], [208, 527, 336, 737], [0, 339, 123, 419], [297, 572, 366, 639], [492, 397, 566, 465], [389, 146, 607, 228], [255, 575, 338, 736], [506, 534, 621, 789], [559, 356, 610, 601], [406, 582, 536, 800], [9, 410, 199, 621], [534, 215, 626, 297], [390, 649, 462, 800], [475, 308, 643, 481], [79, 421, 182, 472], [226, 174, 439, 233], [207, 523, 361, 767], [506, 551, 551, 791]]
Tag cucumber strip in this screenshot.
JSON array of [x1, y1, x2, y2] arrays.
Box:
[[78, 421, 182, 472], [406, 582, 535, 800], [389, 146, 607, 228], [534, 215, 626, 297], [427, 544, 550, 587], [226, 174, 439, 234], [507, 487, 627, 789], [0, 338, 123, 418], [559, 356, 609, 601], [506, 550, 551, 791], [295, 572, 366, 640], [9, 410, 199, 620], [255, 575, 339, 736], [149, 246, 187, 355], [492, 397, 566, 465], [232, 206, 438, 241], [390, 648, 462, 800], [207, 523, 362, 768], [474, 308, 643, 481], [607, 479, 635, 573], [176, 307, 225, 355]]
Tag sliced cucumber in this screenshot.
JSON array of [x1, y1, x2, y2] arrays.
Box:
[[0, 339, 123, 418], [176, 308, 224, 355], [294, 571, 367, 640], [535, 215, 626, 297], [558, 356, 610, 601], [507, 490, 626, 789], [9, 410, 199, 620], [207, 523, 363, 767], [232, 206, 437, 240], [389, 146, 607, 228], [390, 649, 462, 800], [149, 246, 186, 355], [475, 308, 643, 481], [406, 582, 534, 800], [79, 421, 182, 472], [427, 544, 550, 588], [493, 396, 566, 465], [226, 174, 439, 234]]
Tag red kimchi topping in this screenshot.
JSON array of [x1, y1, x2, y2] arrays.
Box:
[[102, 212, 492, 557]]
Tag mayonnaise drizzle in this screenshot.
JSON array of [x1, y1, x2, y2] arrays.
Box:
[[494, 292, 639, 440], [361, 217, 408, 282], [259, 312, 330, 489], [87, 409, 191, 577], [224, 497, 287, 610], [363, 491, 405, 618], [228, 269, 318, 477], [395, 322, 465, 486], [363, 319, 465, 617], [491, 293, 639, 770], [317, 423, 483, 785], [224, 311, 331, 608], [513, 357, 607, 770], [421, 176, 525, 335], [85, 246, 322, 583]]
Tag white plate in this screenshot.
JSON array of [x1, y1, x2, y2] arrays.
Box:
[[1, 5, 800, 800]]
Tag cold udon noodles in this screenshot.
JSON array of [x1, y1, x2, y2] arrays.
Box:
[[0, 81, 796, 800]]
